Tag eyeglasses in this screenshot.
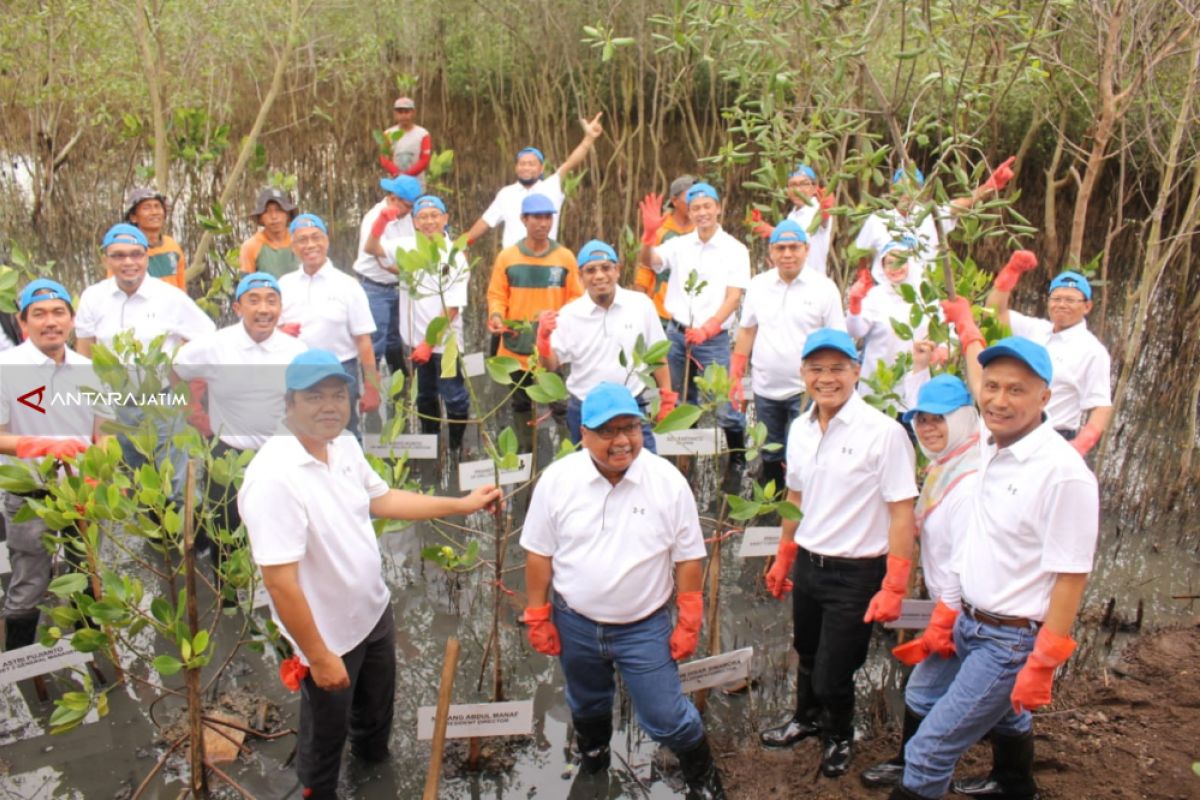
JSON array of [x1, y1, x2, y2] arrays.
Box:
[[106, 249, 146, 261], [802, 364, 856, 376], [1048, 294, 1087, 306], [591, 420, 643, 440], [293, 234, 325, 246]]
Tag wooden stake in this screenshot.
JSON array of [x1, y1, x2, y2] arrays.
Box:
[[424, 637, 461, 799], [181, 460, 207, 796]]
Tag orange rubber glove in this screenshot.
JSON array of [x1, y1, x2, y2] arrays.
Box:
[[278, 322, 301, 337], [749, 208, 774, 239], [669, 591, 704, 660], [15, 437, 90, 461], [411, 342, 433, 365], [729, 352, 749, 410], [684, 317, 723, 346], [656, 388, 678, 422], [1071, 424, 1102, 457], [864, 555, 912, 623], [535, 310, 557, 360], [1011, 627, 1076, 714], [940, 297, 985, 352], [359, 382, 381, 414], [818, 186, 835, 222], [523, 604, 561, 656], [378, 154, 401, 177], [639, 193, 665, 245], [370, 205, 401, 238], [279, 655, 309, 691], [765, 538, 799, 599], [993, 250, 1038, 293], [982, 156, 1017, 193], [848, 268, 873, 316], [892, 600, 960, 665]]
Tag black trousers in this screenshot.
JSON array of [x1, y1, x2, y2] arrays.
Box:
[[297, 604, 396, 798], [791, 549, 886, 736]]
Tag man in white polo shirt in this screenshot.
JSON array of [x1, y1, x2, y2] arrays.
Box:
[[749, 164, 836, 275], [986, 255, 1112, 456], [890, 336, 1098, 800], [463, 113, 604, 249], [759, 328, 917, 779], [730, 220, 845, 493], [638, 181, 751, 474], [536, 239, 676, 452], [278, 213, 381, 440], [0, 279, 111, 650], [354, 175, 421, 375], [239, 349, 500, 800], [520, 382, 724, 798]]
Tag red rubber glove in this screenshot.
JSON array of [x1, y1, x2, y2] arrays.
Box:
[[864, 554, 912, 623], [278, 322, 301, 337], [729, 352, 749, 410], [523, 604, 561, 656], [1011, 627, 1076, 714], [940, 297, 985, 352], [669, 591, 703, 660], [535, 310, 557, 360], [993, 250, 1039, 292], [684, 317, 722, 346], [892, 600, 960, 665], [359, 382, 381, 414], [370, 205, 401, 239], [930, 344, 950, 367], [639, 193, 665, 245], [185, 379, 213, 438], [1071, 424, 1102, 457], [848, 268, 873, 316], [749, 208, 774, 239], [817, 186, 835, 222], [411, 342, 433, 365], [378, 154, 401, 177], [15, 437, 90, 460], [656, 388, 678, 422], [982, 156, 1017, 193], [279, 655, 309, 692], [765, 538, 799, 599]]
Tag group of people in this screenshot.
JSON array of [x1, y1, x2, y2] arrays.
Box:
[[0, 95, 1116, 800]]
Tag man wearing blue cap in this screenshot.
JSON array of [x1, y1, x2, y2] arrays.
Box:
[[729, 220, 845, 493], [749, 164, 836, 275], [0, 279, 112, 650], [520, 382, 725, 798], [889, 335, 1098, 800], [985, 252, 1112, 456], [355, 175, 421, 375], [464, 112, 604, 249], [535, 239, 675, 450], [639, 181, 751, 476], [239, 348, 501, 800], [760, 328, 917, 779]]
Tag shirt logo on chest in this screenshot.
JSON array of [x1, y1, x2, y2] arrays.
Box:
[[841, 446, 854, 456], [1005, 484, 1018, 495], [631, 506, 646, 515]]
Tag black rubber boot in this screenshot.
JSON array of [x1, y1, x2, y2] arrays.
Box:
[[861, 706, 924, 787], [819, 706, 855, 778], [952, 730, 1040, 799], [447, 411, 469, 453], [4, 612, 40, 651], [760, 665, 820, 748], [759, 459, 785, 497], [573, 715, 612, 774], [889, 785, 938, 800], [676, 736, 726, 800], [419, 416, 440, 436]]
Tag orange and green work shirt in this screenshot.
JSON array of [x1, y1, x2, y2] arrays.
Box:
[[634, 214, 693, 321], [106, 234, 187, 291], [239, 230, 298, 277], [487, 239, 582, 369]]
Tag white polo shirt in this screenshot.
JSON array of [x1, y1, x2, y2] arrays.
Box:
[[786, 201, 833, 276], [1008, 311, 1112, 431], [0, 341, 111, 446], [278, 261, 377, 362], [550, 287, 667, 401], [394, 240, 470, 354], [854, 205, 957, 286], [920, 472, 976, 603], [784, 392, 918, 558], [520, 448, 707, 624], [653, 227, 751, 328], [75, 275, 216, 353], [239, 433, 392, 661], [352, 200, 416, 285], [173, 324, 309, 450], [740, 268, 845, 401], [482, 173, 565, 249], [955, 421, 1098, 621], [846, 283, 931, 400]]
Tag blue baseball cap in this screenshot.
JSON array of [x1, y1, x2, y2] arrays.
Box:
[[101, 223, 149, 250], [380, 175, 422, 203], [516, 146, 545, 163], [978, 336, 1053, 384], [285, 349, 355, 392], [881, 235, 920, 256], [790, 164, 817, 181], [577, 240, 618, 267], [802, 328, 860, 362], [1048, 270, 1092, 301], [686, 182, 720, 204], [18, 279, 72, 312], [413, 195, 447, 215], [235, 272, 281, 300], [581, 382, 643, 430], [769, 219, 809, 245], [901, 374, 974, 423], [520, 193, 557, 215], [892, 166, 926, 187], [288, 213, 327, 235]]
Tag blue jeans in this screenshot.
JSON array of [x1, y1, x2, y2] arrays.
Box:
[[902, 615, 1036, 798], [551, 595, 704, 752], [565, 394, 657, 454], [754, 394, 803, 464], [666, 325, 744, 433], [904, 651, 962, 716], [116, 405, 189, 502], [415, 354, 470, 420], [360, 279, 403, 364]]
